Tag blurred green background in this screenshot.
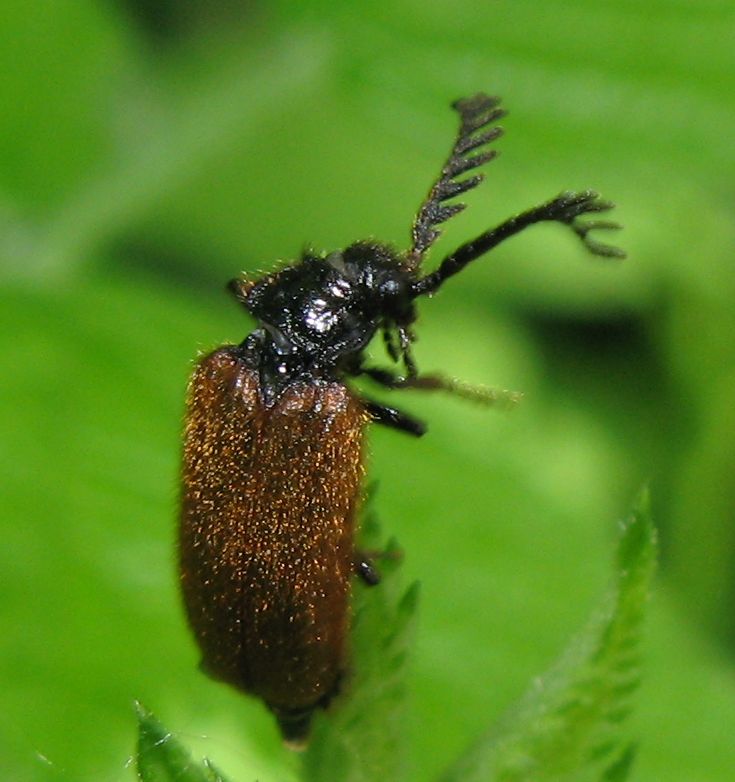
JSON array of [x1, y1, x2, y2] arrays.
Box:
[[1, 1, 734, 780]]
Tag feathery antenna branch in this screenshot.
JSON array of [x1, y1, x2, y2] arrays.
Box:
[[408, 94, 505, 267]]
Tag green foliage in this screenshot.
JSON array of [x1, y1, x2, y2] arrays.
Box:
[[3, 2, 735, 781], [439, 490, 656, 782], [136, 704, 232, 782]]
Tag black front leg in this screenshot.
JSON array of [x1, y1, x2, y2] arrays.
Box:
[[363, 398, 427, 437], [362, 366, 522, 409]]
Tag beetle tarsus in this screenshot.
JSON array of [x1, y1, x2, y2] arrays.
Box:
[[355, 556, 381, 586]]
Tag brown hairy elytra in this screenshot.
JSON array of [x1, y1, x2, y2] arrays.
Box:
[[179, 93, 623, 744], [181, 349, 368, 741]]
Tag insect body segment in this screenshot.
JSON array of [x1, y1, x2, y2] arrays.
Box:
[[179, 92, 624, 743], [181, 348, 369, 741]]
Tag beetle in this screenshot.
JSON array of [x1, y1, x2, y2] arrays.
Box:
[[179, 93, 624, 744]]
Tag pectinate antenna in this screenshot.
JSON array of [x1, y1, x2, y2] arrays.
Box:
[[407, 94, 505, 269], [412, 190, 626, 298]]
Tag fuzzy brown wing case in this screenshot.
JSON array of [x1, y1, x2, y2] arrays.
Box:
[[180, 347, 369, 712]]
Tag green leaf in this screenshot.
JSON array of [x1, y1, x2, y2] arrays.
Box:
[[438, 489, 657, 782], [135, 703, 232, 782], [0, 0, 127, 208], [301, 500, 420, 782]]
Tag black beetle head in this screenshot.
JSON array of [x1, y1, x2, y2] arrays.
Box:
[[240, 242, 417, 373], [340, 241, 415, 324]]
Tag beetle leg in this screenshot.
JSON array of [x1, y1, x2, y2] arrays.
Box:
[[362, 367, 522, 409], [362, 398, 426, 436], [354, 556, 381, 586], [354, 547, 404, 586], [382, 326, 401, 363]]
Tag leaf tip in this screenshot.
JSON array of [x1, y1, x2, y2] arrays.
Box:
[[617, 485, 658, 575]]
